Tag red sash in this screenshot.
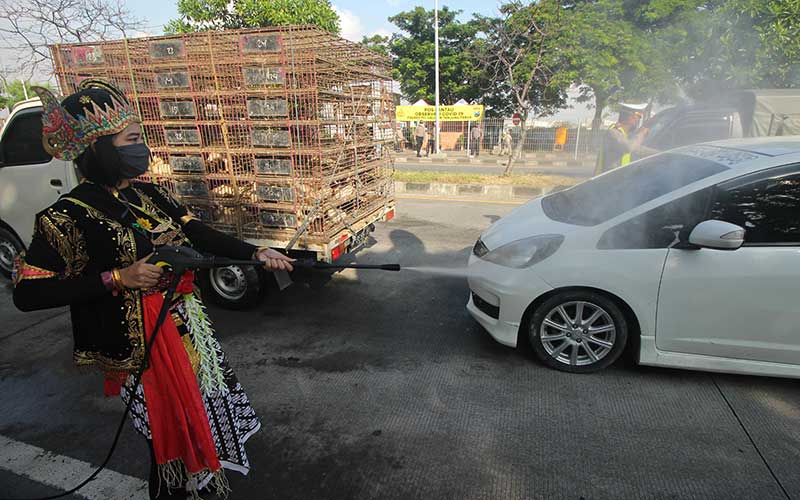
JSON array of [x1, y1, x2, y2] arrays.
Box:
[[140, 284, 221, 477]]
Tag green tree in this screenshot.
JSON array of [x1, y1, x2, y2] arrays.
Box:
[[361, 34, 391, 57], [166, 0, 340, 34], [610, 0, 799, 104], [559, 0, 675, 129], [473, 0, 568, 175], [0, 80, 54, 112], [389, 6, 483, 104], [667, 0, 800, 99]]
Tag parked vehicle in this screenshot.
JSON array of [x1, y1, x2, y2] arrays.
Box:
[[468, 137, 800, 378], [637, 90, 800, 156], [0, 98, 393, 308], [0, 99, 79, 279]]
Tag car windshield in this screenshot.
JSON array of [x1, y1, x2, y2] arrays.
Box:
[[542, 153, 729, 226]]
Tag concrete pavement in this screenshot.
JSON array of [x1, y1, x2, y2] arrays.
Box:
[[1, 198, 798, 500]]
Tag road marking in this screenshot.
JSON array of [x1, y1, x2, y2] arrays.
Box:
[[397, 194, 525, 205], [0, 435, 148, 500]]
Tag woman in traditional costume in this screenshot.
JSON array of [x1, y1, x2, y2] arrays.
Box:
[[12, 79, 294, 499]]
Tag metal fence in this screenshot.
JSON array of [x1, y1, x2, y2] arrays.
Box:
[[396, 117, 603, 157], [396, 112, 800, 158]]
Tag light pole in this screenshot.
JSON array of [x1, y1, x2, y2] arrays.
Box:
[[434, 0, 440, 153]]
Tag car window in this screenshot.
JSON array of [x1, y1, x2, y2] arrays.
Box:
[[597, 188, 712, 249], [542, 153, 728, 226], [1, 111, 52, 166], [709, 166, 800, 245], [659, 112, 739, 150]]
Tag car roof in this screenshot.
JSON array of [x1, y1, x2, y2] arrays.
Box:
[[9, 97, 44, 114], [703, 136, 800, 156], [670, 137, 800, 176]]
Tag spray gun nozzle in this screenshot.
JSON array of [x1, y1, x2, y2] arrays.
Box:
[[293, 258, 401, 271]]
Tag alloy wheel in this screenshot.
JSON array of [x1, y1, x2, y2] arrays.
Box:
[[538, 301, 617, 367]]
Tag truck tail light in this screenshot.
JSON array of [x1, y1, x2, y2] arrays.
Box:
[[385, 209, 394, 221], [331, 242, 346, 261]]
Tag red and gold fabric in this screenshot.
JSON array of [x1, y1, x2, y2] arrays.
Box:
[[12, 253, 58, 286]]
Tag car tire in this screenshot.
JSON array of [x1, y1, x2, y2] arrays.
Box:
[[528, 291, 628, 373], [201, 265, 264, 310], [0, 227, 24, 279]]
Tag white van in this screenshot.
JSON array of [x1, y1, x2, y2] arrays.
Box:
[[0, 98, 81, 278]]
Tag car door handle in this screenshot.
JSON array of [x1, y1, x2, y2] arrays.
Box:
[[50, 179, 63, 188]]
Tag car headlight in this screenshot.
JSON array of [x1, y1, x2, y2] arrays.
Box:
[[480, 234, 564, 268]]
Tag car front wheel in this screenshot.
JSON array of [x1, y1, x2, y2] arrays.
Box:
[[0, 228, 24, 279], [528, 291, 628, 373]]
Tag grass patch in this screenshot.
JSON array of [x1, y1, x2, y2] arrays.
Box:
[[394, 170, 583, 187]]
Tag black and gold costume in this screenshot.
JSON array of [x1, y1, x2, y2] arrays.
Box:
[[14, 180, 263, 495], [14, 181, 257, 370]]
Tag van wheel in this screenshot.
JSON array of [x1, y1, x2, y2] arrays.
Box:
[[0, 228, 24, 279], [201, 265, 264, 310], [528, 291, 627, 373]]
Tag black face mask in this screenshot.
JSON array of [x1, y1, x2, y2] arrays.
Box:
[[116, 143, 151, 179]]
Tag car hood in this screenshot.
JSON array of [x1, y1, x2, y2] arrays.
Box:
[[481, 197, 577, 250]]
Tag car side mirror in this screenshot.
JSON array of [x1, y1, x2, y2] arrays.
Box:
[[687, 220, 745, 250]]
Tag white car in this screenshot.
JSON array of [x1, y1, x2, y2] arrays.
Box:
[[467, 137, 800, 378]]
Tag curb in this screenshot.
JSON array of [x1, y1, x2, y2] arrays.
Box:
[[394, 181, 573, 201], [394, 156, 593, 168]]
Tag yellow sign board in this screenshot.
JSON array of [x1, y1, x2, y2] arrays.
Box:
[[396, 105, 484, 122]]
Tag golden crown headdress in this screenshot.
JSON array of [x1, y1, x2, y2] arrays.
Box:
[[32, 79, 140, 161]]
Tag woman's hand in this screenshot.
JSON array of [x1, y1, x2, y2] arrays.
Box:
[[256, 248, 295, 272], [119, 254, 164, 289]]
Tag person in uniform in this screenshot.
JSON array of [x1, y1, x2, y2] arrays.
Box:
[[13, 79, 294, 499], [594, 103, 653, 175]]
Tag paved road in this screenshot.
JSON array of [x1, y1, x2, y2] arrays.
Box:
[[1, 198, 799, 500], [396, 160, 594, 178]]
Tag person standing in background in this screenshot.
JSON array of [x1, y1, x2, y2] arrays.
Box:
[[500, 128, 513, 156], [414, 122, 426, 157], [426, 124, 436, 156], [395, 124, 405, 152], [470, 123, 483, 157]]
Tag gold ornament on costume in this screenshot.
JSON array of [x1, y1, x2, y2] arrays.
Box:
[[135, 217, 153, 231]]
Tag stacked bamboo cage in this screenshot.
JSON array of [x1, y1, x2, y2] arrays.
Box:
[[50, 26, 395, 246]]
